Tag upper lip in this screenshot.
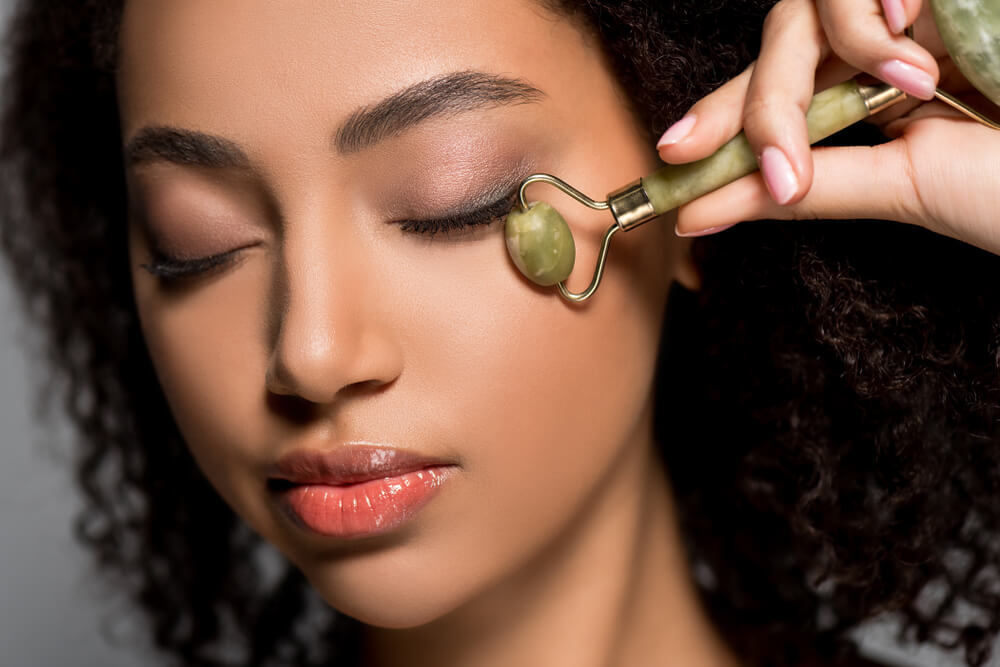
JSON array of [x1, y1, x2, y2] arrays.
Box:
[[269, 443, 455, 486]]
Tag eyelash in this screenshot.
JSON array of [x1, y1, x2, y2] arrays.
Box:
[[141, 246, 247, 282], [140, 190, 517, 282], [396, 190, 516, 237]]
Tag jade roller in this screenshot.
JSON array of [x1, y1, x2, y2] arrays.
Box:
[[505, 0, 1000, 303]]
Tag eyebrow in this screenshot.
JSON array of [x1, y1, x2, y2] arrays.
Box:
[[334, 70, 545, 154], [124, 70, 545, 168], [125, 126, 251, 169]]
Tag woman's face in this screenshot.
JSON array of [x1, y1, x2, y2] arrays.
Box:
[[119, 0, 690, 627]]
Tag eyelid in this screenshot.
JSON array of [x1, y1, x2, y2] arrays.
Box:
[[138, 181, 523, 281], [139, 243, 256, 281], [395, 187, 519, 237]]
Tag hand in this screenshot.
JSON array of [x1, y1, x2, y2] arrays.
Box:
[[659, 0, 1000, 257]]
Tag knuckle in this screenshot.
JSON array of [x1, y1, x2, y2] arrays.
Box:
[[822, 25, 861, 59], [763, 0, 799, 32], [862, 143, 924, 225], [894, 141, 930, 224], [688, 89, 727, 116], [764, 0, 817, 36], [818, 9, 881, 64], [697, 64, 753, 108], [741, 95, 785, 129]]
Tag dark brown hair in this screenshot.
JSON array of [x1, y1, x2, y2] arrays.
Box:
[[3, 1, 1000, 665]]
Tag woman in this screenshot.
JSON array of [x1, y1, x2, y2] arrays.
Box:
[[2, 0, 999, 666]]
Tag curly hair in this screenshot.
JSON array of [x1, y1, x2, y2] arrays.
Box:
[[3, 1, 1000, 666]]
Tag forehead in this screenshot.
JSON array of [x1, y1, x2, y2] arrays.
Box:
[[116, 0, 592, 141]]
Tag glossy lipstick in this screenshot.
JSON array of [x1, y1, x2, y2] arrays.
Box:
[[269, 445, 456, 539]]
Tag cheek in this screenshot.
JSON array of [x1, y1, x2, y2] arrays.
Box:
[[132, 252, 272, 516], [398, 225, 666, 578]]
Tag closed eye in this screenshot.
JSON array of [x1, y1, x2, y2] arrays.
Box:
[[395, 188, 518, 238], [139, 186, 521, 283], [139, 244, 256, 282]]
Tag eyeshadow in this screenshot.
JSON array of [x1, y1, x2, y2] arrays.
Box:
[[128, 172, 260, 258], [386, 151, 533, 221]]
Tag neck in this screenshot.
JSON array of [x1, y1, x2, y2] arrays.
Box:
[[362, 408, 741, 667]]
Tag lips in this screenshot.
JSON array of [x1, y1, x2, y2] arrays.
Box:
[[268, 444, 457, 539]]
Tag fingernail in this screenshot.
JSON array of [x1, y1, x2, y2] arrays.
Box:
[[657, 115, 697, 148], [876, 59, 936, 100], [881, 0, 906, 34], [675, 223, 737, 238], [759, 146, 798, 205]]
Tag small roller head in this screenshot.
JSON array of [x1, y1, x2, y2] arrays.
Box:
[[504, 201, 575, 287]]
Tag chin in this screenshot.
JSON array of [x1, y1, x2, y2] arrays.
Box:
[[298, 554, 477, 629]]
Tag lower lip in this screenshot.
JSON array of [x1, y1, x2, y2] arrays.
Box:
[[275, 465, 456, 539]]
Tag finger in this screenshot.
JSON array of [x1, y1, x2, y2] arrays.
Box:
[[816, 0, 938, 100], [879, 0, 922, 35], [674, 142, 922, 233], [656, 63, 754, 164], [741, 0, 826, 206], [880, 97, 971, 137], [655, 53, 863, 166]]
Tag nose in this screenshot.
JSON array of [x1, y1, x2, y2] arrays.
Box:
[[265, 226, 402, 405]]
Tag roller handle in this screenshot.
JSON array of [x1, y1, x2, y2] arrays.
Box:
[[625, 79, 905, 224]]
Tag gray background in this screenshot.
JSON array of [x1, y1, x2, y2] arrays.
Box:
[[0, 1, 978, 665], [0, 2, 144, 663]]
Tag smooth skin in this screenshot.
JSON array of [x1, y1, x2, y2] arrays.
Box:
[[665, 0, 1000, 259], [117, 2, 731, 667]]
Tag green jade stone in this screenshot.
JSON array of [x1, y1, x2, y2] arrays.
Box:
[[642, 80, 870, 214], [932, 0, 1000, 107], [505, 200, 576, 286]]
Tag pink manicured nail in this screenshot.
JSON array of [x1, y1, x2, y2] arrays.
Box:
[[657, 115, 696, 148], [881, 0, 906, 34], [877, 59, 936, 100], [760, 146, 798, 205], [675, 223, 737, 238]]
